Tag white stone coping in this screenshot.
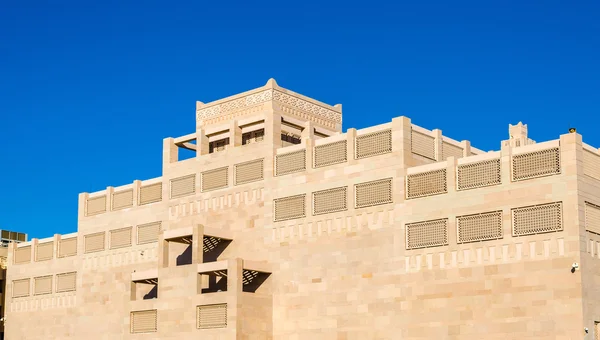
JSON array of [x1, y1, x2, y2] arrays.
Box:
[[355, 122, 392, 136], [406, 160, 449, 175], [457, 151, 501, 165], [511, 139, 560, 155]]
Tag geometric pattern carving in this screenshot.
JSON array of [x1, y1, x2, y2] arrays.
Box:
[[14, 246, 31, 264], [112, 189, 133, 210], [170, 175, 196, 198], [355, 130, 392, 159], [56, 272, 77, 293], [457, 211, 503, 244], [355, 178, 393, 209], [512, 202, 563, 237], [137, 222, 162, 245], [313, 187, 347, 215], [585, 202, 600, 235], [442, 142, 463, 160], [512, 148, 560, 181], [406, 219, 448, 250], [35, 242, 53, 262], [314, 140, 347, 168], [457, 159, 502, 190], [86, 195, 106, 216], [406, 169, 447, 199], [139, 183, 162, 205], [84, 232, 105, 253], [12, 278, 30, 298], [274, 195, 306, 222], [275, 150, 306, 176], [59, 238, 77, 258], [197, 304, 227, 329], [583, 150, 600, 180], [234, 159, 264, 185], [110, 227, 132, 249], [202, 167, 229, 192], [131, 310, 158, 333], [34, 275, 52, 295], [411, 130, 436, 160]]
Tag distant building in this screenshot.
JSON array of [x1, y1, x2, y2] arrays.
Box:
[[3, 79, 600, 339], [0, 229, 27, 340]]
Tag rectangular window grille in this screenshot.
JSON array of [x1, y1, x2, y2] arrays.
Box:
[[457, 159, 501, 190], [34, 275, 52, 295], [112, 189, 133, 210], [583, 150, 600, 180], [355, 129, 392, 159], [56, 272, 77, 293], [585, 202, 600, 235], [12, 278, 30, 298], [411, 129, 435, 160], [275, 150, 306, 176], [137, 222, 161, 244], [442, 142, 463, 160], [59, 238, 77, 257], [355, 178, 393, 209], [131, 310, 158, 333], [84, 232, 105, 253], [14, 246, 31, 264], [197, 304, 227, 329], [313, 187, 347, 215], [170, 174, 196, 198], [314, 140, 347, 168], [457, 211, 503, 244], [86, 196, 106, 216], [406, 219, 448, 249], [202, 167, 229, 192], [406, 169, 447, 199], [110, 227, 132, 249], [512, 147, 560, 181], [139, 183, 162, 205], [274, 195, 306, 222], [35, 242, 53, 261], [512, 202, 563, 236], [234, 159, 264, 185]]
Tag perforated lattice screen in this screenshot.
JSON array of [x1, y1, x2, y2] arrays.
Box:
[[235, 159, 264, 185], [274, 195, 306, 221], [110, 227, 132, 249], [355, 178, 393, 209], [355, 130, 392, 159], [406, 219, 448, 249], [276, 150, 306, 176], [411, 130, 436, 160], [595, 322, 600, 340], [84, 232, 105, 253], [197, 304, 227, 329], [112, 189, 133, 210], [512, 202, 562, 236], [14, 246, 31, 264], [34, 275, 52, 295], [406, 169, 447, 199], [86, 196, 106, 216], [313, 187, 347, 215], [131, 310, 158, 333], [12, 278, 30, 298], [512, 148, 560, 181], [171, 175, 196, 198], [59, 238, 77, 258], [35, 242, 53, 261], [56, 272, 76, 293], [585, 202, 600, 235], [137, 222, 161, 244], [583, 150, 600, 180], [139, 183, 162, 205], [314, 140, 347, 168], [457, 159, 502, 190], [457, 211, 503, 243], [202, 167, 228, 192], [442, 142, 463, 160]]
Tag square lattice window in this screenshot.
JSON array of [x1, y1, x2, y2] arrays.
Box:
[[314, 140, 347, 168], [406, 219, 448, 249], [457, 159, 501, 190], [355, 178, 393, 209], [202, 167, 229, 192], [313, 187, 348, 215], [457, 211, 503, 244], [274, 195, 306, 222], [406, 169, 447, 199], [355, 130, 392, 159], [275, 150, 306, 176], [585, 202, 600, 235], [512, 202, 562, 236], [512, 148, 560, 181], [234, 159, 264, 185], [411, 129, 435, 160]]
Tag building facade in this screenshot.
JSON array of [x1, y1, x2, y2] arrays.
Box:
[[3, 79, 600, 339]]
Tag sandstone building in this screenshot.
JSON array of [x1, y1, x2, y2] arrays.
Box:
[[3, 79, 600, 339]]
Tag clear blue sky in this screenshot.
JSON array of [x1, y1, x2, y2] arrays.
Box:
[[0, 1, 598, 239]]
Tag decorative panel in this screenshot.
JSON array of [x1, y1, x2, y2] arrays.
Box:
[[112, 189, 133, 210], [86, 196, 106, 216], [457, 159, 501, 190], [313, 187, 347, 215], [583, 150, 600, 180], [355, 130, 392, 159], [234, 159, 264, 185], [406, 169, 447, 199], [84, 232, 105, 253], [355, 178, 393, 209], [274, 195, 306, 222], [595, 322, 600, 340], [131, 310, 158, 333], [512, 148, 560, 181], [34, 276, 52, 295], [14, 246, 31, 264], [110, 227, 132, 249], [202, 167, 229, 192], [35, 242, 53, 261], [197, 304, 227, 329], [442, 142, 464, 160], [457, 211, 503, 243], [585, 202, 600, 235], [314, 140, 347, 168], [411, 130, 435, 160], [170, 175, 196, 198], [59, 238, 77, 258], [512, 202, 563, 236], [13, 278, 30, 298], [275, 150, 306, 176], [406, 219, 449, 250], [139, 183, 162, 205], [137, 222, 161, 244], [56, 272, 77, 293]]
